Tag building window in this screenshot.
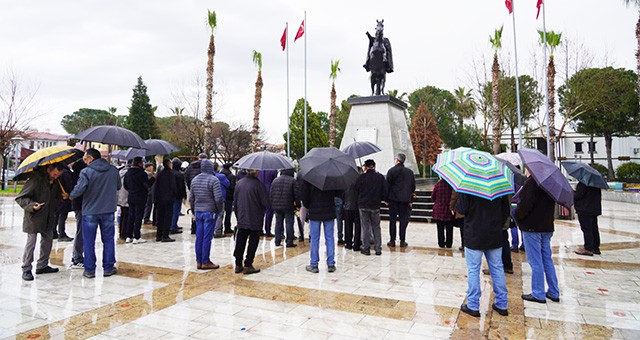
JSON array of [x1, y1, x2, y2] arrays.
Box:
[[574, 142, 583, 154], [30, 141, 34, 149], [588, 141, 597, 154]]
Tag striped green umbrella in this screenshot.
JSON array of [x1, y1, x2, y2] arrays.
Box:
[[433, 147, 514, 200]]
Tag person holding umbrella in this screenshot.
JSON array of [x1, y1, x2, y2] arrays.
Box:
[[573, 181, 603, 256]]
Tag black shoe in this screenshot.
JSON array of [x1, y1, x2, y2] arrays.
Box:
[[265, 233, 274, 238], [104, 267, 118, 277], [482, 269, 490, 275], [161, 237, 176, 242], [521, 293, 546, 304], [328, 265, 336, 273], [546, 293, 560, 302], [492, 303, 508, 316], [510, 246, 519, 253], [22, 271, 34, 281], [458, 246, 464, 251], [337, 240, 345, 245], [504, 268, 514, 274], [35, 266, 59, 274], [243, 266, 260, 275], [191, 229, 196, 235], [298, 236, 305, 242], [170, 230, 182, 235], [213, 234, 225, 238], [400, 241, 408, 248], [286, 243, 297, 248], [59, 234, 74, 242], [353, 247, 361, 252], [275, 242, 281, 246], [224, 229, 234, 234], [83, 270, 95, 279], [143, 220, 153, 224], [361, 249, 371, 256], [305, 265, 319, 273], [519, 245, 525, 251], [375, 250, 382, 256], [460, 304, 480, 317], [52, 233, 59, 239], [235, 265, 244, 274], [345, 244, 352, 250], [593, 249, 601, 255], [387, 241, 396, 247]]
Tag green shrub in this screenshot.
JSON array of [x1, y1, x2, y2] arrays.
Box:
[[589, 163, 608, 178], [616, 162, 640, 183]]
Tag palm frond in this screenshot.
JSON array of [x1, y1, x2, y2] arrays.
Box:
[[208, 10, 217, 33], [252, 50, 262, 71], [537, 30, 562, 53], [489, 26, 503, 50], [330, 59, 340, 80]]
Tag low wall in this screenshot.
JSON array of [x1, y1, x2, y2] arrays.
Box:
[[603, 190, 640, 204]]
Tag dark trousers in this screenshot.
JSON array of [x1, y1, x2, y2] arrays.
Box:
[[452, 218, 464, 247], [264, 208, 274, 234], [436, 220, 454, 248], [502, 229, 513, 271], [579, 214, 600, 252], [388, 201, 410, 243], [56, 209, 70, 236], [155, 201, 173, 240], [143, 192, 154, 222], [118, 206, 128, 239], [274, 210, 295, 245], [296, 216, 304, 239], [127, 203, 145, 239], [343, 209, 361, 249], [234, 228, 260, 267], [224, 199, 233, 231]]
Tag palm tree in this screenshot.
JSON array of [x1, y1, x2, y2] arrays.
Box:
[[453, 87, 476, 129], [388, 89, 408, 102], [251, 50, 263, 152], [204, 10, 217, 154], [490, 26, 503, 155], [623, 0, 640, 120], [538, 30, 562, 161], [329, 59, 340, 147]]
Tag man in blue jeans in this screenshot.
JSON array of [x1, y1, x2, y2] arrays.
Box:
[[188, 160, 222, 270], [455, 192, 511, 317], [70, 148, 121, 279]]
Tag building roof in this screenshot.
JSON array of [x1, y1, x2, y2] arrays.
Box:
[[25, 131, 68, 141]]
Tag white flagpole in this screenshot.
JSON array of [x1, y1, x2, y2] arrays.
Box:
[[303, 11, 308, 155], [542, 1, 551, 158], [512, 0, 523, 152], [286, 22, 290, 158]]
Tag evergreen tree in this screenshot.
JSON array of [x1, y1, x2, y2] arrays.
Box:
[[283, 98, 328, 159], [127, 76, 160, 139]]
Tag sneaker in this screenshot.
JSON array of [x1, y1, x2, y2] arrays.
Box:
[[132, 238, 147, 244], [460, 303, 480, 317], [305, 265, 319, 273], [83, 270, 96, 279], [492, 303, 508, 316], [399, 241, 408, 248], [243, 266, 260, 275], [575, 248, 594, 256], [22, 271, 34, 281], [70, 262, 84, 269], [35, 266, 59, 274], [103, 267, 118, 277], [328, 265, 336, 273], [125, 237, 133, 243]]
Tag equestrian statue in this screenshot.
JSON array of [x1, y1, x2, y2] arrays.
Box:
[[364, 19, 394, 96]]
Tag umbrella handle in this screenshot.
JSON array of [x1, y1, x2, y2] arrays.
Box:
[[57, 179, 67, 195]]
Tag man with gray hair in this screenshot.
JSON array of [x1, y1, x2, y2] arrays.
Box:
[[386, 153, 415, 248]]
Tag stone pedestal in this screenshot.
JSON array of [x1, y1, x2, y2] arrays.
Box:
[[339, 95, 419, 175]]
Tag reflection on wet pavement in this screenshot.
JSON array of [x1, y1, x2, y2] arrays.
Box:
[[0, 196, 639, 339]]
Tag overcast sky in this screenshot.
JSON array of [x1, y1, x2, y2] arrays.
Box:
[[1, 0, 636, 143]]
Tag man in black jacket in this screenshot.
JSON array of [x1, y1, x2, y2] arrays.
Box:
[[270, 169, 298, 247], [70, 160, 87, 269], [300, 179, 340, 273], [170, 158, 186, 234], [221, 162, 236, 234], [385, 153, 415, 248], [355, 159, 388, 256], [574, 182, 602, 256], [184, 153, 208, 189], [154, 159, 177, 242], [124, 157, 155, 244]]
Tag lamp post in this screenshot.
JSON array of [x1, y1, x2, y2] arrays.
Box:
[[11, 136, 23, 192]]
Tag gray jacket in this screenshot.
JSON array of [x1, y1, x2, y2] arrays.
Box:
[[188, 160, 223, 213], [70, 158, 121, 215]]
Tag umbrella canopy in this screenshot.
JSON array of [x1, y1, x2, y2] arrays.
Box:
[[14, 145, 84, 181], [433, 147, 514, 200], [145, 139, 179, 155], [518, 148, 574, 207], [340, 141, 382, 159], [561, 161, 609, 189], [495, 152, 522, 166], [497, 158, 526, 186], [111, 148, 146, 161], [74, 125, 147, 149], [299, 147, 359, 191], [233, 151, 294, 170]]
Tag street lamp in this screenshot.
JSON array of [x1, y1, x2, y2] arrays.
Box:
[[11, 136, 23, 192]]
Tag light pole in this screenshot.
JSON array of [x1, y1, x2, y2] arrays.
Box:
[[11, 136, 23, 192]]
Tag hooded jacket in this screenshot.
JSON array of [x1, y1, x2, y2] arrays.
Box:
[[189, 160, 223, 213], [70, 158, 121, 215], [124, 165, 155, 205]]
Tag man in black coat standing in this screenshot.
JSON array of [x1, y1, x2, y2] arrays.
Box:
[[385, 153, 415, 248], [270, 169, 299, 247], [574, 182, 602, 256], [355, 159, 388, 256], [154, 159, 177, 242], [170, 158, 186, 234], [124, 157, 156, 244], [220, 162, 236, 234]]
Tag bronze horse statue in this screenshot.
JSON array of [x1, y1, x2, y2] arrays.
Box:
[[364, 20, 394, 96]]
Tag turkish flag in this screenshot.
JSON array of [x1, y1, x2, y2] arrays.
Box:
[[280, 26, 287, 51], [505, 0, 512, 14], [536, 0, 543, 19], [294, 20, 304, 42]]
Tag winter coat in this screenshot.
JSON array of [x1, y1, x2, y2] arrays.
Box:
[[300, 179, 339, 221], [449, 191, 464, 219], [355, 169, 388, 209], [70, 158, 121, 215], [124, 165, 155, 205], [184, 160, 202, 189], [70, 160, 86, 211], [270, 170, 298, 212], [386, 163, 416, 203], [189, 160, 223, 213], [220, 167, 236, 203], [172, 159, 187, 200], [515, 177, 555, 233], [233, 175, 270, 231], [342, 180, 359, 211], [15, 170, 61, 234], [214, 171, 231, 201], [455, 193, 510, 250], [574, 182, 602, 216], [431, 180, 454, 222], [117, 165, 129, 207], [154, 167, 177, 205]]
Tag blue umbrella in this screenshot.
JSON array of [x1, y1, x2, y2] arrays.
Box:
[[111, 148, 145, 160], [518, 148, 573, 207], [233, 151, 294, 170], [561, 161, 608, 189]]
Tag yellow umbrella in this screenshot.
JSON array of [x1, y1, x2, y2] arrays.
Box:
[[14, 145, 84, 181]]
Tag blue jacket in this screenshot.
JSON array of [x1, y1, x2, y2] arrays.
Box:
[[70, 158, 121, 215], [214, 171, 230, 201], [189, 160, 223, 213]]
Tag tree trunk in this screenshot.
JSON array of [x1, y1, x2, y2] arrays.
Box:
[[204, 35, 215, 155], [491, 53, 501, 155], [548, 55, 557, 162], [604, 132, 614, 180], [251, 71, 263, 152], [329, 82, 336, 147], [422, 154, 427, 178], [510, 127, 516, 152]]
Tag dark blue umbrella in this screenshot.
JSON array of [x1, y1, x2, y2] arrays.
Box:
[[233, 151, 294, 170], [111, 148, 145, 160], [299, 147, 358, 190], [145, 139, 179, 155], [561, 161, 609, 189], [340, 141, 381, 159], [74, 125, 147, 149], [518, 148, 574, 207]]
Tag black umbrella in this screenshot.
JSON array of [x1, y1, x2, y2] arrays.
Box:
[[145, 139, 179, 155], [74, 125, 147, 149], [561, 161, 609, 189], [111, 148, 145, 161], [299, 147, 358, 190], [233, 151, 294, 170], [340, 141, 382, 159]]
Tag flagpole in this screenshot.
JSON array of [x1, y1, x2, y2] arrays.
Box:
[[512, 0, 523, 152], [303, 11, 308, 155], [285, 22, 291, 158], [542, 1, 551, 159]]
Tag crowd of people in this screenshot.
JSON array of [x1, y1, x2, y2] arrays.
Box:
[[15, 148, 604, 318]]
